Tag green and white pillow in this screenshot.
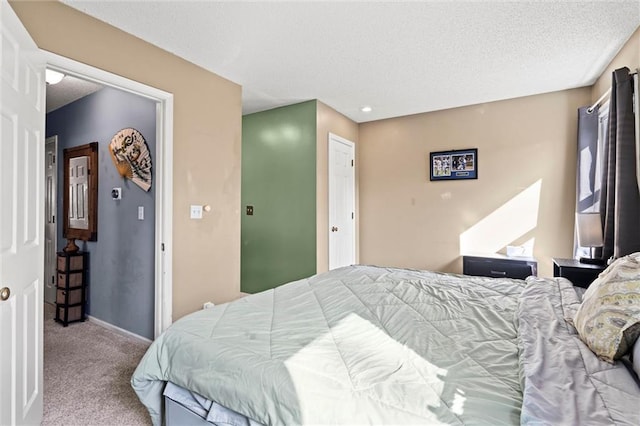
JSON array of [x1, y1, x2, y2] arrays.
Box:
[[572, 252, 640, 363]]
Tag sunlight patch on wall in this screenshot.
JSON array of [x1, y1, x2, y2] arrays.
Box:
[[520, 237, 536, 257], [460, 180, 542, 255]]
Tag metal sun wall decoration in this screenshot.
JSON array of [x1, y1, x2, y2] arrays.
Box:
[[109, 128, 152, 192]]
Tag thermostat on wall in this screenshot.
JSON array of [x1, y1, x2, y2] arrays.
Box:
[[111, 187, 122, 200]]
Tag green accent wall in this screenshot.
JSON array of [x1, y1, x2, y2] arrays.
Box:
[[241, 101, 317, 293]]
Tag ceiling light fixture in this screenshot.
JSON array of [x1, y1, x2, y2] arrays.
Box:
[[361, 106, 372, 113], [45, 69, 65, 85]]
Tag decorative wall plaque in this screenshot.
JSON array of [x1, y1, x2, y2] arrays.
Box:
[[109, 128, 152, 192]]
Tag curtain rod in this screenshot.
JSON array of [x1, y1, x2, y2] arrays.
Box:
[[587, 68, 639, 114], [587, 89, 610, 114]]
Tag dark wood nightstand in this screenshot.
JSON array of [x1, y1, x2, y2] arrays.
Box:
[[552, 258, 605, 288], [463, 254, 537, 279]]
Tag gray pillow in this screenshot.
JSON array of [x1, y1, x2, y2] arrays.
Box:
[[633, 337, 640, 378]]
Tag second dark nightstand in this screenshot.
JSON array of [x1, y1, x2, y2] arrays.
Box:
[[463, 254, 537, 280], [552, 258, 605, 288]]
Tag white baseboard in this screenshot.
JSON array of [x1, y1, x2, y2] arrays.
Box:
[[87, 315, 152, 344]]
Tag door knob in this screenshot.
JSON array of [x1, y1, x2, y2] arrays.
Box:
[[0, 287, 10, 301]]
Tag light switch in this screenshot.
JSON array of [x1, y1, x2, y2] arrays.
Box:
[[138, 206, 144, 220], [190, 205, 203, 219]]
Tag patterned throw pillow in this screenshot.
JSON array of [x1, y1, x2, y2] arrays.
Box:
[[572, 252, 640, 363]]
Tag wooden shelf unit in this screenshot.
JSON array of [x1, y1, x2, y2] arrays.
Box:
[[55, 251, 87, 326]]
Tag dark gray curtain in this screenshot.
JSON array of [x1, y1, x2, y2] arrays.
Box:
[[599, 67, 640, 260]]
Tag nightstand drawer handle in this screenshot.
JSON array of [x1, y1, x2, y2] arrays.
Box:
[[490, 270, 507, 276]]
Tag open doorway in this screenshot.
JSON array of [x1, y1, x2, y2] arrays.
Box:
[[44, 70, 158, 340], [44, 51, 174, 338], [44, 74, 103, 307], [40, 55, 174, 423], [44, 70, 157, 422]]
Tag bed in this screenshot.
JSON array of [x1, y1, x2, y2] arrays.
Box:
[[131, 263, 640, 425]]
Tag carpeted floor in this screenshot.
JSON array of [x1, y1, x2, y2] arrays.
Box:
[[44, 303, 152, 425]]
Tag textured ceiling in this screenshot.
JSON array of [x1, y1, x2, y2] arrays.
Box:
[[46, 74, 102, 113], [61, 1, 640, 123]]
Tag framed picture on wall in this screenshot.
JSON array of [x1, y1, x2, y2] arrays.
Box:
[[429, 148, 477, 181]]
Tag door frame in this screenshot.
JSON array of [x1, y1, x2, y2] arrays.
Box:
[[328, 133, 356, 270], [43, 51, 174, 337]]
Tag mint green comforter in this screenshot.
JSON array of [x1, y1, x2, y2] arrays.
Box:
[[132, 265, 526, 425]]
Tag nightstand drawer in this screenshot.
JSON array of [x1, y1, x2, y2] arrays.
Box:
[[463, 255, 537, 280], [56, 288, 83, 305]]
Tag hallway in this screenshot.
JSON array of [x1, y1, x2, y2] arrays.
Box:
[[43, 304, 151, 425]]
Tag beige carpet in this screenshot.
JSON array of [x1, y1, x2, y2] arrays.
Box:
[[44, 303, 152, 425]]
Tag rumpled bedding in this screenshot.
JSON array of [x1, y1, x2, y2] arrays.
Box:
[[131, 265, 640, 425], [518, 276, 640, 425]]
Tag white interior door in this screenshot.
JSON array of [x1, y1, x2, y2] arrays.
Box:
[[328, 133, 356, 270], [44, 136, 57, 304], [0, 1, 45, 425]]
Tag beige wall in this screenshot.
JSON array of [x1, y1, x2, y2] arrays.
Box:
[[12, 0, 634, 308], [316, 101, 359, 273], [11, 1, 242, 320], [359, 88, 592, 278], [592, 26, 640, 101]]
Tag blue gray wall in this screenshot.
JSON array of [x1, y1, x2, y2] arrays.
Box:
[[46, 87, 156, 339]]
